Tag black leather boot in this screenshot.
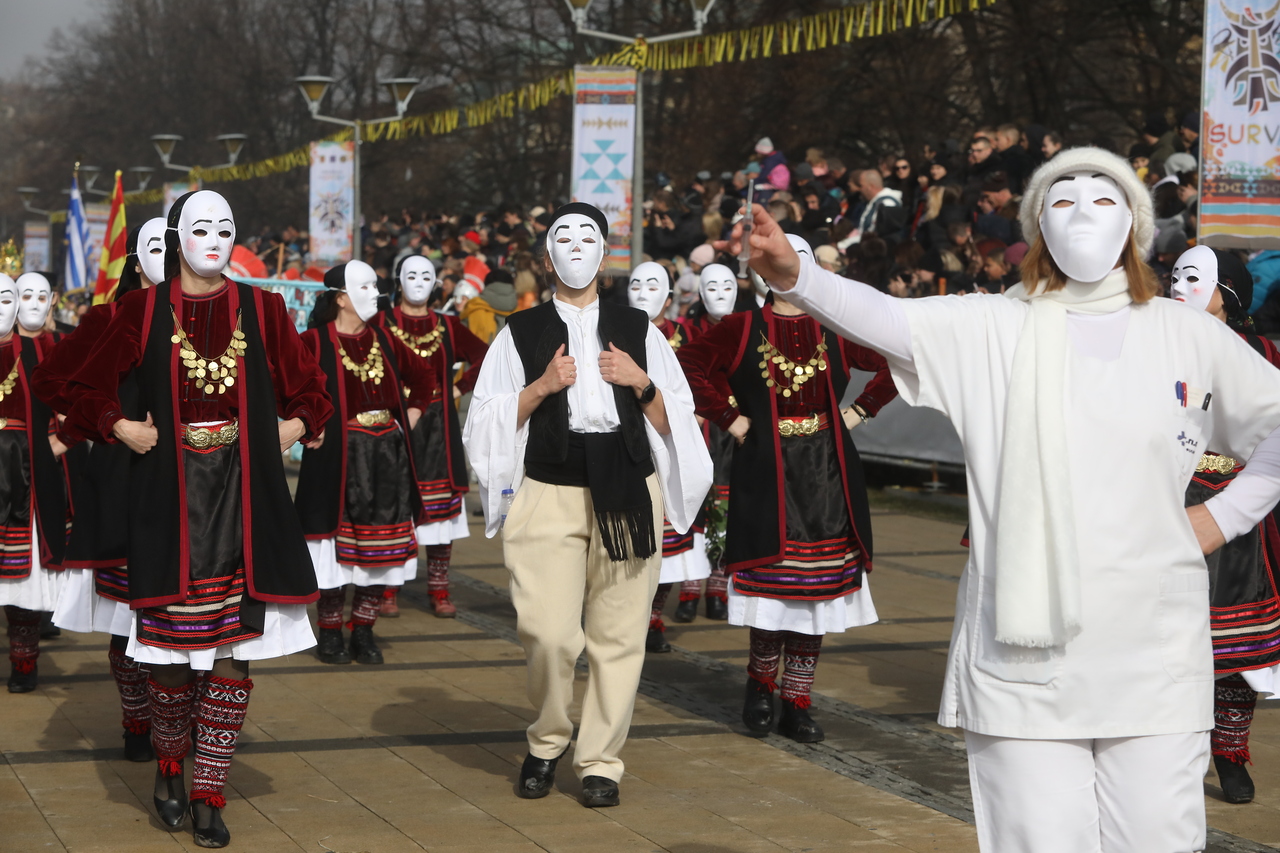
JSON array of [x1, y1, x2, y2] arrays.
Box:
[[673, 598, 698, 623], [1215, 754, 1255, 804], [124, 730, 155, 762], [190, 800, 231, 847], [153, 766, 188, 828], [581, 775, 620, 808], [7, 662, 37, 693], [705, 596, 728, 621], [517, 752, 561, 799], [316, 628, 351, 664], [778, 699, 824, 743], [646, 626, 671, 653], [742, 677, 775, 734], [349, 624, 384, 665]]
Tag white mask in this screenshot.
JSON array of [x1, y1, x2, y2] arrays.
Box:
[[399, 256, 436, 305], [176, 190, 236, 278], [786, 234, 814, 264], [1170, 245, 1219, 312], [1038, 172, 1132, 284], [14, 273, 52, 332], [699, 263, 738, 320], [627, 262, 671, 321], [137, 217, 167, 287], [340, 260, 381, 322], [0, 275, 17, 338], [548, 213, 604, 290]]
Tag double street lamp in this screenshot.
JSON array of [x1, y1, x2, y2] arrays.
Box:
[[150, 133, 249, 174], [17, 164, 157, 217], [294, 75, 421, 257], [564, 0, 717, 262]]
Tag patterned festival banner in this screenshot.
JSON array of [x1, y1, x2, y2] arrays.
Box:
[[308, 140, 356, 264], [1199, 0, 1280, 249], [571, 65, 637, 273], [22, 221, 49, 274]]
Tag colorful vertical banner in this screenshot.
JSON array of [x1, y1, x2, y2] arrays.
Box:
[[309, 139, 356, 264], [1198, 1, 1280, 249], [84, 202, 111, 278], [22, 222, 49, 273], [162, 181, 201, 219], [571, 65, 636, 273]]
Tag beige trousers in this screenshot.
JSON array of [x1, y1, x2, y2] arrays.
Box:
[[503, 474, 663, 782]]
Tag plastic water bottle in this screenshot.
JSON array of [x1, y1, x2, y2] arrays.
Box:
[[499, 488, 515, 528]]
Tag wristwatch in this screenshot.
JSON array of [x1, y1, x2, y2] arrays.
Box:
[[638, 381, 657, 405]]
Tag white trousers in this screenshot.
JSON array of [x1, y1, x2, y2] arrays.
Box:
[[965, 730, 1210, 853]]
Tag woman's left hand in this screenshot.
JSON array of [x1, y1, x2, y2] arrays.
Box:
[[1187, 504, 1226, 555], [599, 343, 649, 395]]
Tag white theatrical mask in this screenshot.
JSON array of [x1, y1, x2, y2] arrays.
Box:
[[342, 260, 381, 322], [176, 190, 236, 277], [699, 263, 738, 320], [0, 275, 18, 338], [399, 255, 436, 305], [15, 273, 52, 332], [786, 234, 814, 263], [137, 217, 168, 286], [549, 214, 605, 289], [1039, 172, 1133, 284], [627, 261, 670, 320], [1170, 245, 1219, 312]]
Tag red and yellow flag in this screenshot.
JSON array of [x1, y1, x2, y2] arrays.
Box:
[[92, 171, 128, 305]]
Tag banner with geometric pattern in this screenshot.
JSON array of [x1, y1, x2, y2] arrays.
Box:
[[571, 65, 637, 273]]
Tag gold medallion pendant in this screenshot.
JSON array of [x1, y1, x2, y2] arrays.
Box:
[[170, 308, 247, 396], [338, 335, 386, 385], [389, 320, 444, 359], [0, 358, 19, 405], [755, 331, 828, 398]]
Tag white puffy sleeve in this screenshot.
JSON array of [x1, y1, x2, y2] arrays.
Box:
[[461, 326, 529, 538], [643, 323, 713, 533]]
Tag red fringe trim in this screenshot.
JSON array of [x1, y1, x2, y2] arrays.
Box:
[[748, 671, 778, 692], [783, 695, 812, 710], [382, 587, 398, 600], [10, 659, 35, 674], [123, 720, 151, 735], [649, 617, 666, 632], [158, 758, 183, 777], [429, 590, 450, 602], [1213, 747, 1252, 765], [194, 794, 227, 810], [678, 593, 700, 602]]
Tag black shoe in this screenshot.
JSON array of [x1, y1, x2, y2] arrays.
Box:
[[7, 662, 37, 693], [124, 730, 155, 762], [673, 598, 698, 623], [153, 768, 188, 829], [778, 700, 824, 743], [581, 775, 620, 808], [705, 596, 728, 621], [742, 678, 775, 734], [316, 628, 351, 665], [39, 613, 60, 639], [517, 752, 560, 799], [1215, 754, 1256, 804], [190, 800, 230, 848], [349, 624, 384, 665], [646, 626, 671, 653]]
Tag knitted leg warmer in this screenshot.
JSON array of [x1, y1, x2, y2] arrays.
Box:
[[748, 628, 783, 690], [108, 639, 151, 735], [651, 583, 673, 630], [780, 633, 823, 710], [1213, 673, 1258, 764], [5, 606, 40, 673], [190, 676, 253, 809], [426, 543, 452, 599], [149, 678, 197, 777], [678, 580, 701, 602], [350, 586, 384, 627], [317, 587, 346, 630], [705, 562, 729, 600]]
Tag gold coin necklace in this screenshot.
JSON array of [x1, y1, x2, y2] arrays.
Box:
[[338, 333, 386, 385], [0, 358, 19, 404], [756, 331, 827, 398], [170, 307, 246, 395], [388, 318, 443, 359]]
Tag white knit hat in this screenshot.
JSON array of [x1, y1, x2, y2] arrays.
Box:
[[1019, 147, 1154, 260]]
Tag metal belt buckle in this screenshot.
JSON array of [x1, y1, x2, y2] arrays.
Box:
[[778, 414, 821, 438], [0, 418, 8, 431], [184, 421, 239, 450], [1196, 453, 1237, 475], [355, 409, 393, 427]]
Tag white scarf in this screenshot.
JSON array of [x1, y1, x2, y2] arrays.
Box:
[[996, 269, 1132, 648]]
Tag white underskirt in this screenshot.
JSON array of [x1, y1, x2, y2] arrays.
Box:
[[659, 532, 712, 584], [727, 574, 878, 635], [1231, 664, 1280, 698], [309, 537, 418, 588], [51, 568, 133, 635], [416, 512, 469, 546], [125, 602, 315, 670], [0, 528, 65, 611]]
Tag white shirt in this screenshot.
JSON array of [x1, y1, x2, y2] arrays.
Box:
[[788, 262, 1280, 739], [463, 295, 713, 539]]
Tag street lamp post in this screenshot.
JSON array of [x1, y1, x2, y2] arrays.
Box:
[[150, 133, 250, 174], [564, 0, 717, 263], [294, 75, 421, 260], [16, 187, 50, 217]]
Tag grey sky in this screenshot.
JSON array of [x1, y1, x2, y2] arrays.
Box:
[[0, 0, 101, 78]]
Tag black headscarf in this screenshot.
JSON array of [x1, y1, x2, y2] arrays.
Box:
[[115, 224, 145, 300], [1214, 249, 1255, 333]]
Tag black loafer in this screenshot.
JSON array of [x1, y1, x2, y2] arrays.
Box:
[[778, 700, 824, 743], [154, 768, 188, 829], [190, 801, 230, 848], [517, 752, 560, 799], [705, 596, 728, 621], [742, 678, 775, 734], [316, 628, 351, 665], [124, 730, 155, 762], [7, 663, 37, 693], [581, 775, 620, 808], [349, 625, 384, 665], [1215, 755, 1255, 804], [645, 626, 671, 654], [672, 598, 698, 623]]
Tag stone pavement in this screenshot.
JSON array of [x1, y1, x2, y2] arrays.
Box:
[[4, 493, 1280, 852]]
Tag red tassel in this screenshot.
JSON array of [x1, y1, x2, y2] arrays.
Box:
[[649, 617, 666, 632], [677, 592, 701, 602], [195, 794, 227, 810], [158, 758, 183, 777], [785, 695, 812, 710], [748, 671, 778, 692], [11, 659, 35, 674], [429, 589, 450, 602], [123, 719, 151, 735]]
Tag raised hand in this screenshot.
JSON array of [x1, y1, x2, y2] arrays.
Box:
[[713, 203, 801, 291]]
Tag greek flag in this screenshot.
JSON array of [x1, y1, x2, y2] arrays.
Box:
[[64, 175, 91, 292]]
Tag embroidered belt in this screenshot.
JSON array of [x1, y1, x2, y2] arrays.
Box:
[[777, 413, 829, 438], [0, 418, 26, 430], [182, 420, 239, 450], [350, 409, 393, 427], [1197, 453, 1239, 475]]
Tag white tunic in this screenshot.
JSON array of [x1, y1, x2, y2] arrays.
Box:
[[788, 263, 1280, 739], [464, 296, 712, 538]]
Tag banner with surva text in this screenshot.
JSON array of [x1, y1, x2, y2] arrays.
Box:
[[1199, 2, 1280, 249], [309, 140, 355, 264], [571, 65, 636, 273]]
